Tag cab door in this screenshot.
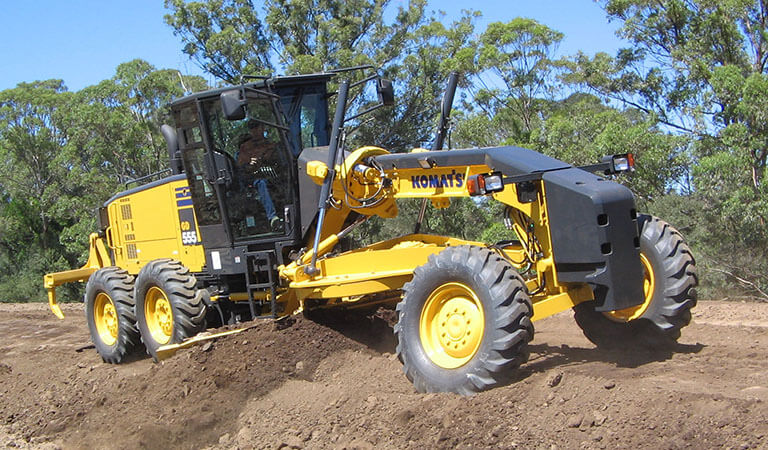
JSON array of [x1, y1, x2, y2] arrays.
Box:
[[200, 92, 297, 242]]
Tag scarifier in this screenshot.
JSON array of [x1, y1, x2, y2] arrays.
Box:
[[44, 68, 697, 394]]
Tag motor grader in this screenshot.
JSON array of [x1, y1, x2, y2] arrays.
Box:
[[44, 68, 697, 394]]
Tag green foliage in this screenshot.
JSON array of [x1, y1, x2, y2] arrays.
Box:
[[0, 61, 207, 302], [3, 2, 766, 302], [566, 0, 768, 299], [70, 59, 208, 182], [351, 197, 509, 249], [164, 0, 271, 81], [460, 18, 565, 146], [165, 0, 479, 150]]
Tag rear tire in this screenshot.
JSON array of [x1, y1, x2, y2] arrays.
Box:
[[574, 214, 697, 349], [84, 267, 140, 363], [395, 246, 533, 395], [134, 259, 207, 360]]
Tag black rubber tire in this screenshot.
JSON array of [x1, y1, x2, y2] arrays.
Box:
[[84, 267, 140, 363], [395, 245, 533, 395], [134, 259, 207, 360], [574, 214, 698, 349]]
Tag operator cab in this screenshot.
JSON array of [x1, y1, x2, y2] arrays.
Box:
[[168, 74, 332, 271]]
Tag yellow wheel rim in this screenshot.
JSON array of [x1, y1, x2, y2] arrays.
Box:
[[419, 282, 485, 369], [94, 292, 119, 346], [604, 252, 656, 322], [144, 286, 174, 345]]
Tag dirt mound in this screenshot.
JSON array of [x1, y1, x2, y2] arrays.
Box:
[[1, 301, 767, 449], [0, 308, 376, 449]]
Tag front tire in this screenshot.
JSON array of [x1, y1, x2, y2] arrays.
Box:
[[395, 246, 533, 395], [134, 259, 207, 360], [574, 214, 698, 349], [84, 267, 140, 363]]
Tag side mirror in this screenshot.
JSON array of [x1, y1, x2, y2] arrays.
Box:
[[377, 78, 394, 106], [221, 90, 246, 120], [343, 76, 395, 122], [160, 124, 183, 175]]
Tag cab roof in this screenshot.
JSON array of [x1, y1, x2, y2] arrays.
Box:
[[169, 72, 336, 108]]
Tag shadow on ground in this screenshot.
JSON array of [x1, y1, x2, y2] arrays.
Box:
[[302, 308, 398, 354], [526, 341, 705, 373]]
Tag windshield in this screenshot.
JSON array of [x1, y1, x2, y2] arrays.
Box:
[[203, 97, 283, 161]]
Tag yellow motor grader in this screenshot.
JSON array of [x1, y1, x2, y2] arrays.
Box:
[[44, 68, 697, 394]]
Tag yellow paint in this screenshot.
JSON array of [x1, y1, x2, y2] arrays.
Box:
[[144, 286, 174, 345], [45, 141, 622, 335], [93, 292, 118, 346], [430, 198, 450, 209], [306, 160, 328, 182], [291, 275, 413, 301], [388, 166, 486, 199], [44, 177, 206, 318], [155, 324, 258, 361], [419, 282, 485, 369], [492, 182, 560, 292], [603, 252, 654, 322], [531, 285, 594, 321], [211, 291, 269, 303], [44, 233, 111, 319], [277, 157, 600, 320], [499, 246, 529, 270], [292, 151, 612, 326], [107, 178, 205, 274], [280, 234, 481, 302]]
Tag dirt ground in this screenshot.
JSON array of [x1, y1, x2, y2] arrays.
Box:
[[0, 300, 766, 450]]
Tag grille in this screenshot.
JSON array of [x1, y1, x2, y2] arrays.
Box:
[[121, 204, 133, 220]]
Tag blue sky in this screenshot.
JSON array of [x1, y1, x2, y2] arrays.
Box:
[[0, 1, 625, 92]]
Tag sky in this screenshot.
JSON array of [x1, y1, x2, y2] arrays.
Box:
[[0, 0, 626, 92]]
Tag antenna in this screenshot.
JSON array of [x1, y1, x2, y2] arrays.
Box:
[[177, 71, 190, 95]]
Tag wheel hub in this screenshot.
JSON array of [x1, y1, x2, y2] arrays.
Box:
[[420, 283, 484, 369], [94, 292, 118, 346], [145, 286, 173, 345]]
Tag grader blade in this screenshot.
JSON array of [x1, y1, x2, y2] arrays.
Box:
[[155, 325, 257, 361]]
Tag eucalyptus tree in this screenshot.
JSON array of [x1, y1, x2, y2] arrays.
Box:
[[566, 0, 768, 299], [164, 0, 478, 149]]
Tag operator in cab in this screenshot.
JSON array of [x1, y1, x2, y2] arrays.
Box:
[[237, 120, 281, 230]]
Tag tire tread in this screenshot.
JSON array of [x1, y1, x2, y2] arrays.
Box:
[[574, 214, 697, 349], [84, 267, 140, 363], [134, 259, 207, 359], [396, 246, 533, 394]]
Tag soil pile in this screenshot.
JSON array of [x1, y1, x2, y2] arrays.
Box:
[[0, 301, 766, 449]]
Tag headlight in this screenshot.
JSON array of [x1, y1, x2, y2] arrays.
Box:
[[467, 173, 504, 196]]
